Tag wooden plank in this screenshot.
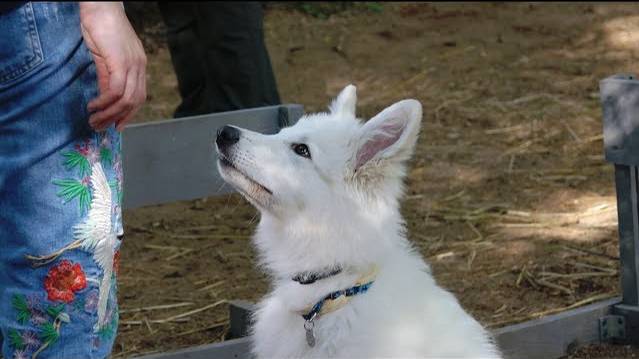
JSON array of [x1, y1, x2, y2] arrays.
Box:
[[613, 165, 639, 307], [600, 74, 639, 167], [494, 298, 619, 359], [133, 337, 252, 359], [121, 104, 303, 210]]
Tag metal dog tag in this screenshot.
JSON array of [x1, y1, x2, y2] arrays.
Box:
[[304, 319, 316, 347]]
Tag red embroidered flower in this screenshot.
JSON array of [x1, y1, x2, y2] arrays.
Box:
[[44, 260, 87, 303], [113, 250, 121, 276]]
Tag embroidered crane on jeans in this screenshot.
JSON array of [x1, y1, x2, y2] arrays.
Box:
[[26, 162, 117, 330], [73, 162, 117, 329]]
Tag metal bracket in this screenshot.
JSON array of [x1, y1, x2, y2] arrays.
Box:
[[600, 315, 626, 341]]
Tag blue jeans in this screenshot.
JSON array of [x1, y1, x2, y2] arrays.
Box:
[[0, 3, 123, 358]]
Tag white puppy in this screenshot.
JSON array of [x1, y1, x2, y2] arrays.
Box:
[[215, 85, 502, 359]]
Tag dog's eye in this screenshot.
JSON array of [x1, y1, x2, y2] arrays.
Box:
[[292, 143, 311, 159]]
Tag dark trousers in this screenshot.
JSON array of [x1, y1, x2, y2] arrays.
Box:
[[158, 2, 280, 118]]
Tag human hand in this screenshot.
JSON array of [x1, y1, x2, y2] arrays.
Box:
[[80, 2, 147, 132]]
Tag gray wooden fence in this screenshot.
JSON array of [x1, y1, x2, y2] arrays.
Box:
[[121, 104, 303, 210]]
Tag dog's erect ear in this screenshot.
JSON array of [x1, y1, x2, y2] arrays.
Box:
[[353, 99, 422, 172], [329, 84, 357, 118]]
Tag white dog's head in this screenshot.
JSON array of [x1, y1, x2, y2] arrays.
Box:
[[216, 85, 422, 273], [215, 85, 422, 219]]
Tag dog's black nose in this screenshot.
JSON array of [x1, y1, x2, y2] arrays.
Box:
[[216, 125, 240, 149]]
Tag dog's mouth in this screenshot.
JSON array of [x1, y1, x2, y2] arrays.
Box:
[[218, 155, 273, 200]]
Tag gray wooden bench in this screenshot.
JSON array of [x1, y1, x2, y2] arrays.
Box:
[[123, 77, 639, 358]]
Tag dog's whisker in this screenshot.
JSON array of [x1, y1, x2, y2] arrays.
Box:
[[215, 180, 228, 195], [227, 194, 244, 215]]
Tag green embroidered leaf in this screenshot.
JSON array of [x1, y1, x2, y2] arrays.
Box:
[[46, 304, 65, 319], [109, 180, 123, 206], [12, 294, 28, 311], [53, 180, 85, 201], [62, 151, 90, 177], [97, 322, 114, 340], [109, 180, 118, 196], [101, 148, 113, 166], [52, 179, 91, 213], [39, 322, 59, 345], [9, 329, 25, 350], [97, 307, 119, 340], [79, 188, 91, 213], [12, 295, 30, 324]]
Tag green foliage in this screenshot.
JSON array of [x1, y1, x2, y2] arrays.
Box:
[[109, 180, 123, 206], [97, 318, 115, 340], [11, 296, 69, 353], [109, 180, 118, 196], [53, 179, 91, 213], [39, 322, 59, 345], [101, 147, 113, 167], [62, 151, 91, 177], [98, 305, 119, 340], [8, 329, 25, 350], [12, 295, 30, 325], [46, 304, 65, 319]]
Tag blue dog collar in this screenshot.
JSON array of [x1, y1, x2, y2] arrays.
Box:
[[301, 280, 375, 347], [302, 280, 374, 321]]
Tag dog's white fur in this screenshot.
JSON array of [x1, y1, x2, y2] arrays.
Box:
[[216, 85, 502, 358]]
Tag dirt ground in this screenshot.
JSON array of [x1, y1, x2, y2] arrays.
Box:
[[112, 3, 639, 358]]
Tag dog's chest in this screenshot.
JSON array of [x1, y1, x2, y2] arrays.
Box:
[[253, 302, 362, 358]]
